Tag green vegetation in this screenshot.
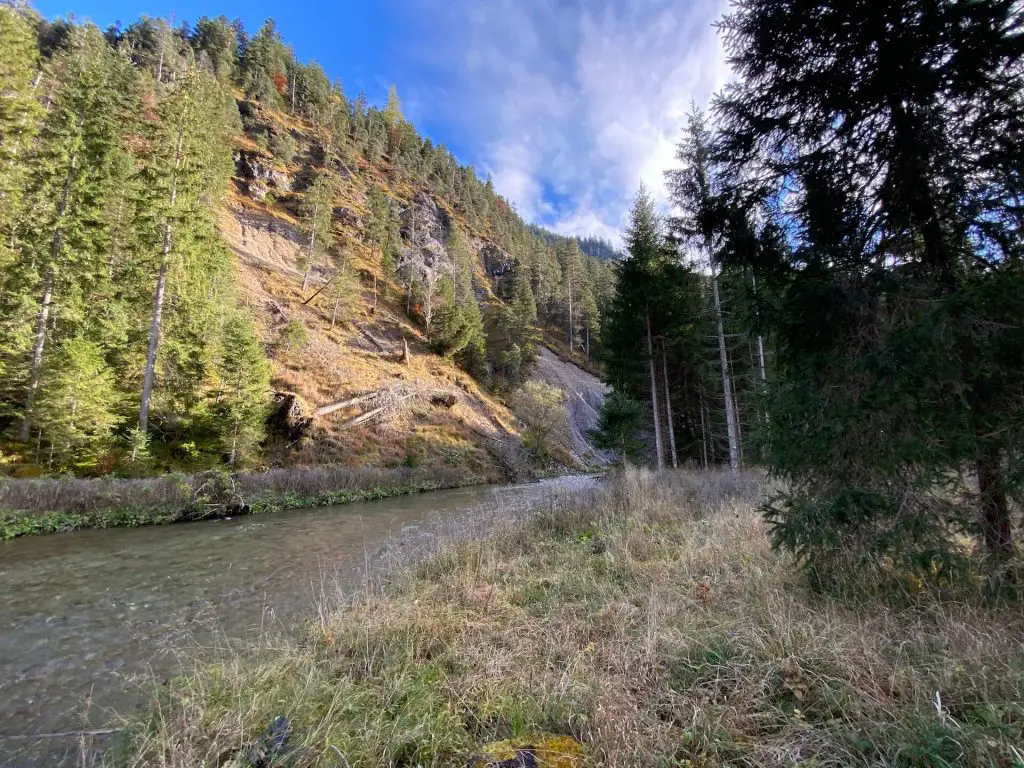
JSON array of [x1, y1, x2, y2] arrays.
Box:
[[0, 5, 616, 482], [120, 468, 1024, 767], [0, 466, 482, 539], [598, 0, 1024, 578]]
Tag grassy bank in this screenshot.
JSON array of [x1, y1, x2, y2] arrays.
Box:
[[117, 468, 1024, 767], [0, 466, 483, 539]]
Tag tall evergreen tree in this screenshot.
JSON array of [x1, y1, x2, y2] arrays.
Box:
[[136, 67, 234, 447], [716, 0, 1024, 566], [299, 172, 334, 292], [13, 26, 136, 442]]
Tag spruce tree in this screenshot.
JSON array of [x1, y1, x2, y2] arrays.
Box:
[[0, 5, 42, 266], [13, 26, 135, 443], [212, 313, 270, 466], [716, 0, 1024, 566], [136, 67, 234, 446], [299, 172, 334, 292]]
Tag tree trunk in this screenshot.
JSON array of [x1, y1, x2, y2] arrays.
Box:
[[138, 124, 184, 439], [20, 265, 54, 441], [138, 259, 168, 437], [646, 311, 664, 471], [662, 345, 678, 469], [20, 141, 79, 442], [302, 205, 318, 292], [713, 273, 741, 474], [566, 264, 574, 352], [977, 441, 1013, 559], [330, 299, 339, 329], [698, 383, 709, 470]]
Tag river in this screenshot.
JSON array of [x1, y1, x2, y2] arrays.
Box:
[[0, 475, 597, 767]]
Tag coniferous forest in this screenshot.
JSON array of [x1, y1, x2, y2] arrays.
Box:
[[5, 2, 1024, 766], [0, 6, 616, 477], [595, 0, 1024, 575]]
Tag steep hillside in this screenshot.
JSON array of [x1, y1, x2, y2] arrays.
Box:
[[0, 11, 616, 478], [219, 102, 606, 478]]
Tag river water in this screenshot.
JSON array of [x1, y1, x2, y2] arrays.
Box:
[[0, 475, 596, 766]]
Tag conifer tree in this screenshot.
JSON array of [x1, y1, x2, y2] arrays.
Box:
[[213, 313, 270, 466], [15, 27, 136, 442], [716, 0, 1024, 566], [35, 337, 120, 470], [299, 172, 334, 292], [136, 67, 234, 445], [0, 5, 42, 266]]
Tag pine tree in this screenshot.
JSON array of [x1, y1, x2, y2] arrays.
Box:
[[14, 26, 136, 443], [136, 67, 234, 445], [35, 337, 120, 470], [716, 0, 1024, 566], [212, 312, 270, 466], [0, 5, 42, 266], [239, 19, 287, 106], [299, 172, 334, 292]]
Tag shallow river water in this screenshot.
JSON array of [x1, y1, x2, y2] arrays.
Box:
[[0, 475, 596, 766]]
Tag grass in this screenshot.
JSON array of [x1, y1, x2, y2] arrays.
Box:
[[0, 465, 482, 539], [114, 467, 1024, 767]]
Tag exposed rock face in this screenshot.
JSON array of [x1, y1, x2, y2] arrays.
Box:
[[532, 346, 613, 467], [399, 190, 451, 269], [479, 241, 514, 278], [234, 150, 292, 201]]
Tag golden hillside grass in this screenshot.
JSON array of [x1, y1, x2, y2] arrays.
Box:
[[118, 469, 1024, 767]]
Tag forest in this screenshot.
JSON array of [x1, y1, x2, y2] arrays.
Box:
[[0, 6, 616, 477], [594, 0, 1024, 577]]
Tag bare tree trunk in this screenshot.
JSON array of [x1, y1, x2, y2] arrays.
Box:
[[977, 441, 1013, 559], [301, 217, 316, 292], [330, 299, 339, 329], [20, 265, 54, 441], [646, 311, 664, 471], [20, 142, 79, 441], [566, 261, 574, 352], [698, 384, 709, 470], [752, 272, 769, 432], [585, 322, 590, 362], [662, 345, 678, 469], [138, 125, 184, 440], [713, 273, 741, 474], [138, 259, 168, 437]]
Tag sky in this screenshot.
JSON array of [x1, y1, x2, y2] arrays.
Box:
[[34, 0, 732, 246]]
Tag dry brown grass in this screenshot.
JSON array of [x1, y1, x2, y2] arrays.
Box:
[[116, 468, 1024, 767]]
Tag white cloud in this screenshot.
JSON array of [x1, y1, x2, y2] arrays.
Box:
[[403, 0, 731, 247]]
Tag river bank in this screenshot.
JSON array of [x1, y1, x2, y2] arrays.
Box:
[[118, 467, 1024, 767], [0, 475, 598, 767], [0, 465, 487, 540]]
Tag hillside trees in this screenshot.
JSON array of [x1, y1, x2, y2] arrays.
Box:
[[136, 67, 237, 446], [0, 5, 42, 267], [12, 26, 137, 444], [714, 0, 1024, 567], [299, 171, 334, 292]]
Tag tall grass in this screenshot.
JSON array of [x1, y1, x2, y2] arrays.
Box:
[[117, 467, 1024, 767]]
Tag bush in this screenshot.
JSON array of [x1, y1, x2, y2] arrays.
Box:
[[276, 319, 308, 353], [510, 380, 568, 466], [269, 130, 296, 164]]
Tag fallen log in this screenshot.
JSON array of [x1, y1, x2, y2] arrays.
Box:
[[313, 391, 381, 417]]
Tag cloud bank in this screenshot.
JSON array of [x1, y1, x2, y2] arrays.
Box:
[[401, 0, 731, 245]]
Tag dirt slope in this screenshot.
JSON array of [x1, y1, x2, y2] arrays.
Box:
[[532, 346, 612, 466]]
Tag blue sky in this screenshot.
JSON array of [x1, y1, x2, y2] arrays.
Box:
[[35, 0, 731, 245]]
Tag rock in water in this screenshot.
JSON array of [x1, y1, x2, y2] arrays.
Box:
[[246, 715, 291, 768]]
